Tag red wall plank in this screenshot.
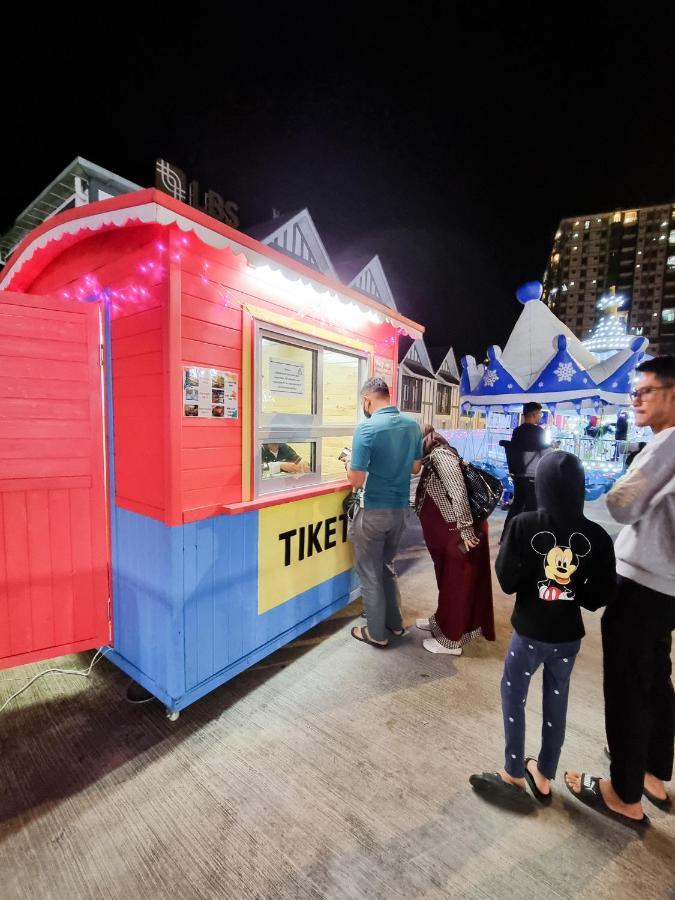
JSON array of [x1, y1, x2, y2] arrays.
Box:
[[181, 339, 240, 369]]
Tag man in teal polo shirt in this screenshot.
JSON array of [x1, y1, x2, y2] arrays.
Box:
[[347, 377, 423, 647]]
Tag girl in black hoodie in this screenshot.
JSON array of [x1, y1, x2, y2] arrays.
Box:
[[470, 451, 615, 804]]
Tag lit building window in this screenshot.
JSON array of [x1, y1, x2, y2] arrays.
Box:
[[584, 221, 590, 230], [624, 211, 638, 225], [667, 256, 675, 269], [573, 233, 579, 239], [669, 230, 675, 244], [662, 308, 675, 323], [613, 213, 622, 224]]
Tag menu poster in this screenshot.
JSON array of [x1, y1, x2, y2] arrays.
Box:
[[184, 367, 238, 419]]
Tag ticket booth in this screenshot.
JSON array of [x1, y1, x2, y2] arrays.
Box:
[[0, 189, 423, 716]]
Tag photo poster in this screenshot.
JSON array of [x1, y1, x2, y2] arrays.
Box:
[[184, 367, 238, 418]]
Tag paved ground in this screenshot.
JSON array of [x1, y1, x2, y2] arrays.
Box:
[[0, 502, 673, 899]]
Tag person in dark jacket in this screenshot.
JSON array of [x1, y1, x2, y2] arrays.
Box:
[[470, 451, 616, 805], [500, 402, 550, 540]]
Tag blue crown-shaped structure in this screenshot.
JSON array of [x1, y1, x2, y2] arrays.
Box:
[[460, 283, 648, 412]]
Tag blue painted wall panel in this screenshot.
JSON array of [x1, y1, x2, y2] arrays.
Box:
[[112, 506, 353, 706], [112, 509, 185, 698]]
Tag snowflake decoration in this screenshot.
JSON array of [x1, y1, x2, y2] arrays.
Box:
[[538, 382, 544, 388], [507, 383, 513, 389], [583, 378, 588, 384], [611, 381, 618, 388], [554, 362, 576, 382], [483, 369, 499, 387]]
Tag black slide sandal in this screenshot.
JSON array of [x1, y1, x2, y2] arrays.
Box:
[[524, 757, 552, 805], [564, 773, 650, 831], [469, 772, 535, 809]]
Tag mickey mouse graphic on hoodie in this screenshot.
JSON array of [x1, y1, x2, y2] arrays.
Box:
[[497, 451, 616, 643], [532, 530, 592, 602]]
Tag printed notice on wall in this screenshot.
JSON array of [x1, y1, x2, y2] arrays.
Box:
[[183, 367, 238, 418], [269, 358, 305, 397], [373, 355, 394, 389]]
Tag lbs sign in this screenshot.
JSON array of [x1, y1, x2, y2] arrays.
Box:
[[155, 159, 239, 228]]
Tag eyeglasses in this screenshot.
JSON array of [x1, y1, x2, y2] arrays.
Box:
[[630, 386, 670, 402]]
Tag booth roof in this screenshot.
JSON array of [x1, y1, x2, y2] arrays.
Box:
[[0, 189, 424, 340]]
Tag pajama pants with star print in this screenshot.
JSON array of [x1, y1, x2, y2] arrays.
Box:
[[501, 632, 582, 779]]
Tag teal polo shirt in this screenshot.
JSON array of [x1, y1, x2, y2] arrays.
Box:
[[350, 407, 423, 508]]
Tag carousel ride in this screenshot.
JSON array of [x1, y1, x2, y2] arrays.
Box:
[[447, 282, 648, 503]]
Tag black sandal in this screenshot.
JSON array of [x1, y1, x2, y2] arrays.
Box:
[[524, 757, 552, 805], [351, 625, 388, 648], [469, 772, 534, 809], [564, 773, 650, 830], [603, 746, 672, 811]]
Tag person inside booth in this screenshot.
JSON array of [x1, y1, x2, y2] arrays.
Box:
[[262, 443, 311, 476]]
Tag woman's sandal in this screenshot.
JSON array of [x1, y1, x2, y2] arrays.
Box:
[[351, 625, 388, 648], [564, 773, 650, 830], [469, 772, 535, 808], [524, 757, 552, 805], [603, 746, 672, 811]]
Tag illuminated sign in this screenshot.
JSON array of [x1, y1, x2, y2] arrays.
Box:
[[155, 159, 239, 228], [258, 491, 352, 613]]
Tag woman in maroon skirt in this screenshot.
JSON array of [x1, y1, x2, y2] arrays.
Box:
[[414, 426, 495, 655]]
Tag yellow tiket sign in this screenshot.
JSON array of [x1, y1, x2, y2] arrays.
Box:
[[258, 490, 353, 614]]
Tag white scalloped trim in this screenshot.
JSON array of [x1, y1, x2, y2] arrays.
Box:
[[1, 202, 422, 340]]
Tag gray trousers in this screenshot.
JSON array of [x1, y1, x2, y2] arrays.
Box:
[[348, 507, 406, 642]]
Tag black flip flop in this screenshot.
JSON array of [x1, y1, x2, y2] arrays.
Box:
[[469, 772, 535, 809], [524, 757, 552, 805], [351, 625, 388, 648], [603, 746, 672, 811], [564, 773, 650, 831]]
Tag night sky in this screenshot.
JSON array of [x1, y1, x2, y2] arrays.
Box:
[[3, 13, 672, 360]]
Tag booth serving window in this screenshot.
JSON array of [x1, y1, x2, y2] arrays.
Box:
[[256, 327, 368, 495], [401, 374, 422, 413]]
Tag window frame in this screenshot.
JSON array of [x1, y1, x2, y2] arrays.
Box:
[[254, 321, 369, 497], [400, 373, 423, 413]]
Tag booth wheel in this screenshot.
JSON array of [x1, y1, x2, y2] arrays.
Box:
[[165, 708, 180, 722]]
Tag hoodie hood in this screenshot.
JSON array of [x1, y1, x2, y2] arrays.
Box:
[[535, 450, 585, 522]]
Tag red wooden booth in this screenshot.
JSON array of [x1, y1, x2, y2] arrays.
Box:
[[0, 190, 423, 716]]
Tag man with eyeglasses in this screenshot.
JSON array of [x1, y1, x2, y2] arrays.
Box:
[[565, 356, 675, 827]]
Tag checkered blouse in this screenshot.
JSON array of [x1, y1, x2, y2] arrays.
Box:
[[415, 447, 477, 542]]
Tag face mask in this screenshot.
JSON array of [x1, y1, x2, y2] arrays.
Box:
[[362, 402, 371, 419]]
